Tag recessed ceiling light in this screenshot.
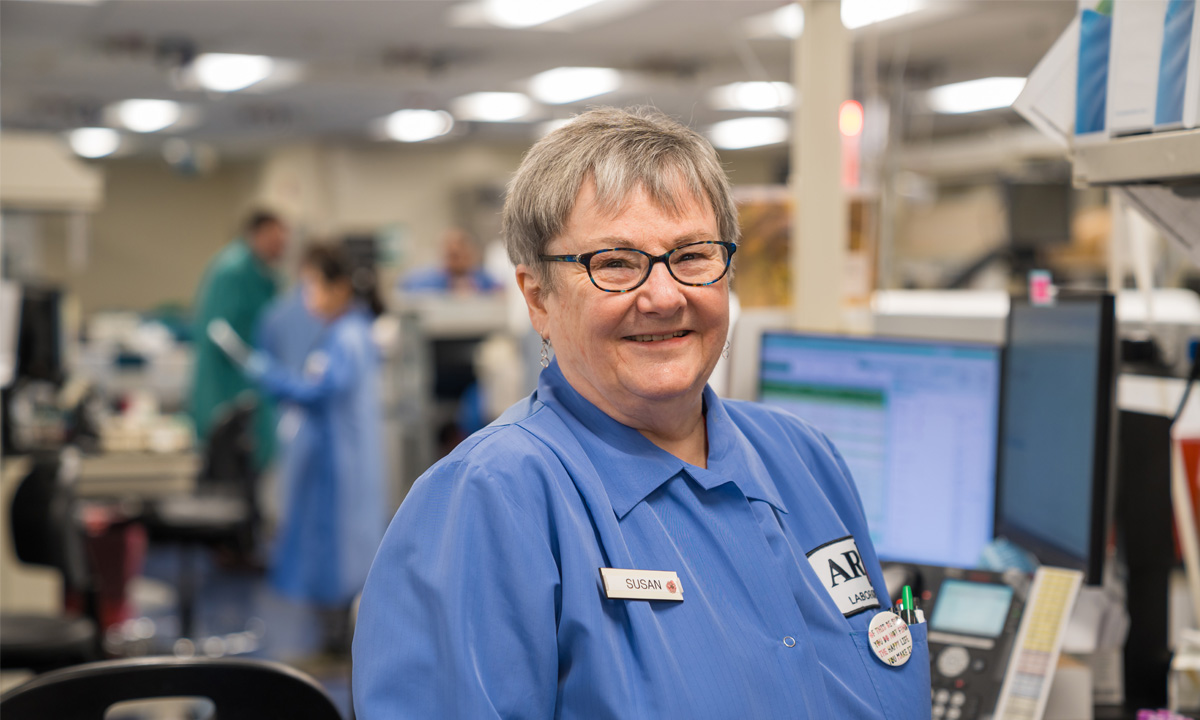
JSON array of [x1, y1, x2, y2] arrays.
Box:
[[482, 0, 604, 28], [112, 99, 182, 133], [451, 92, 535, 122], [927, 77, 1027, 114], [774, 4, 804, 38], [708, 117, 789, 150], [530, 67, 620, 105], [67, 127, 120, 158], [193, 53, 275, 92], [708, 82, 794, 112], [841, 0, 924, 30], [384, 110, 455, 142]]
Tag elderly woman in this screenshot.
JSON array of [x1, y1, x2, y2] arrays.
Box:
[[353, 107, 930, 718]]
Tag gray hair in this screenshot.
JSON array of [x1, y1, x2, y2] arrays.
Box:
[[502, 106, 740, 289]]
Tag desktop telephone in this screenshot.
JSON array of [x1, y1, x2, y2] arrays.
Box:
[[885, 564, 1082, 720]]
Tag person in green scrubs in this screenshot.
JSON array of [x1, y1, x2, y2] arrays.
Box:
[[188, 210, 288, 469]]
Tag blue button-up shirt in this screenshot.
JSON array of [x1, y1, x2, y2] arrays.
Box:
[[353, 362, 931, 719]]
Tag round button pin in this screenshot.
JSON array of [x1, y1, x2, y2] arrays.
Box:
[[866, 611, 913, 667]]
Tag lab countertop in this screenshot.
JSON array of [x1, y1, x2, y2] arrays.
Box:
[[76, 450, 199, 498]]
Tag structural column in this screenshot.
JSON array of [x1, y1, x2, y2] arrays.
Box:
[[792, 0, 851, 331]]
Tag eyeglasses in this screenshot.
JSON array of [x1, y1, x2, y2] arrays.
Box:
[[540, 241, 737, 293]]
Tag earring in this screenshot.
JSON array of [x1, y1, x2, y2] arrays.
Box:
[[722, 340, 731, 359], [540, 337, 551, 368]]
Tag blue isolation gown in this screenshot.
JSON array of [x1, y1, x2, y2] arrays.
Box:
[[353, 360, 931, 719], [255, 305, 386, 607], [256, 287, 323, 375]]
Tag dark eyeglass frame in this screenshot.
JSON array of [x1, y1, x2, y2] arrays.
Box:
[[539, 241, 738, 293]]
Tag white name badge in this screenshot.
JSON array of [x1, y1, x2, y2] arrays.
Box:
[[805, 536, 880, 617], [600, 568, 684, 602]]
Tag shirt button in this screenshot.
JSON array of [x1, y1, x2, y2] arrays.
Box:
[[783, 636, 796, 647]]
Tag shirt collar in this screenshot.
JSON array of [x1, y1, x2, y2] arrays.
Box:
[[537, 361, 788, 519]]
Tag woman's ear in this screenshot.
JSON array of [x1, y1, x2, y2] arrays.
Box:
[[515, 264, 550, 339]]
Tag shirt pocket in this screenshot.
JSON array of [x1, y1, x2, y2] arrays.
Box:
[[851, 621, 932, 720]]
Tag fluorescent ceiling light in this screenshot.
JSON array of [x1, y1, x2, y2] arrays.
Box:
[[384, 109, 455, 142], [772, 4, 804, 38], [113, 99, 181, 133], [193, 53, 274, 92], [67, 127, 120, 158], [451, 92, 534, 122], [841, 0, 923, 30], [482, 0, 604, 28], [744, 3, 803, 39], [708, 117, 789, 150], [927, 77, 1027, 114], [530, 67, 620, 105], [708, 82, 794, 111]]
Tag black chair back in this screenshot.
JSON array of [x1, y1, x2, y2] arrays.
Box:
[[0, 656, 344, 720], [198, 394, 257, 498], [10, 455, 89, 593], [2, 453, 101, 672]]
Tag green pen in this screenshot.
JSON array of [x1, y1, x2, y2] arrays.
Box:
[[901, 585, 915, 625]]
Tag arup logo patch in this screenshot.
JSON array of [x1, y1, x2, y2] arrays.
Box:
[[805, 536, 880, 617]]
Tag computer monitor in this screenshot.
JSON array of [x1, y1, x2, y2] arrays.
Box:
[[995, 292, 1117, 586], [15, 286, 63, 384], [759, 332, 1003, 568]]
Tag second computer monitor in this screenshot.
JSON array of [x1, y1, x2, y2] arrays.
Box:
[[995, 293, 1116, 585], [759, 333, 1003, 568]]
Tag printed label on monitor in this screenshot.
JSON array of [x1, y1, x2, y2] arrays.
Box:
[[806, 536, 880, 617]]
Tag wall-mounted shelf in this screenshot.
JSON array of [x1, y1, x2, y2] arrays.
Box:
[[1072, 128, 1200, 185]]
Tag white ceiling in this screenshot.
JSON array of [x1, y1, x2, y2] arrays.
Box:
[[0, 0, 1078, 156]]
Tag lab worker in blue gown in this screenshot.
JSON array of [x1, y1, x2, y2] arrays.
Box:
[[353, 108, 931, 718], [257, 286, 324, 375], [248, 244, 387, 653]]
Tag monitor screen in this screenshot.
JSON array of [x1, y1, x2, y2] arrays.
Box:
[[759, 333, 1002, 568], [15, 286, 63, 384], [929, 579, 1014, 638], [996, 294, 1116, 585]]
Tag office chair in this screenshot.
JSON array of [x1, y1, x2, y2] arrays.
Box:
[[141, 396, 260, 640], [0, 656, 343, 720], [0, 453, 102, 673]]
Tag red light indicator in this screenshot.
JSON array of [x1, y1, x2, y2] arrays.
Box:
[[839, 100, 864, 137]]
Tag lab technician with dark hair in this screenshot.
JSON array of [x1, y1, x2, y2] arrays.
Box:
[[189, 210, 287, 469], [353, 107, 931, 718], [244, 244, 387, 654]]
